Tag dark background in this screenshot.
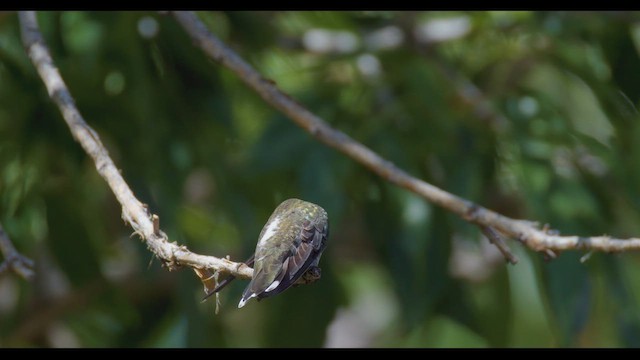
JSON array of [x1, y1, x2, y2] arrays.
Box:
[[1, 11, 640, 347]]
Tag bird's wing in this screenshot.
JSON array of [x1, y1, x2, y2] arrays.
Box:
[[261, 218, 327, 297]]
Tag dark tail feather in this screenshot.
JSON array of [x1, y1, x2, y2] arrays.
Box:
[[202, 255, 255, 301]]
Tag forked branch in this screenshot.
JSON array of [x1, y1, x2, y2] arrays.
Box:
[[0, 224, 34, 280], [172, 10, 640, 256], [18, 11, 253, 283]]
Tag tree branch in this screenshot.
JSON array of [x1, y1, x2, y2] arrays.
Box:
[[480, 226, 519, 264], [172, 10, 640, 254], [18, 11, 253, 282], [0, 223, 34, 280]]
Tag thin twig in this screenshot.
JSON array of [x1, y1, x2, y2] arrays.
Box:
[[0, 223, 35, 280], [480, 226, 519, 264], [172, 10, 640, 254], [18, 11, 253, 282]]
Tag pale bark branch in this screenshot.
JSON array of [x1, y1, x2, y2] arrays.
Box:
[[18, 11, 253, 282], [172, 10, 640, 254], [0, 223, 35, 280], [480, 226, 519, 264]]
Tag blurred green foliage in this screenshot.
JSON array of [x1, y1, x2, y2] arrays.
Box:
[[1, 11, 640, 347]]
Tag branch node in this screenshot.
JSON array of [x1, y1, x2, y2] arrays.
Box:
[[236, 261, 246, 273], [464, 204, 481, 222], [541, 224, 560, 235], [262, 77, 277, 87], [0, 224, 35, 281], [480, 225, 519, 265], [577, 236, 592, 250], [541, 249, 558, 262], [152, 214, 160, 236]]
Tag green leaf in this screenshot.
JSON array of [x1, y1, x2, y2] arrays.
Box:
[[541, 253, 591, 346]]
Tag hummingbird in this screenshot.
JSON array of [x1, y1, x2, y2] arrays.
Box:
[[203, 198, 329, 308]]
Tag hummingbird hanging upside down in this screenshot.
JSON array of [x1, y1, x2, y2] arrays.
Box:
[[202, 198, 329, 308]]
